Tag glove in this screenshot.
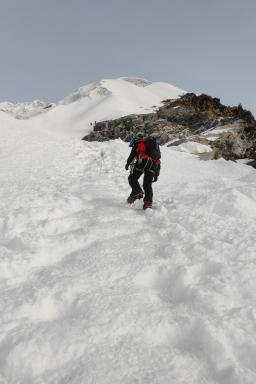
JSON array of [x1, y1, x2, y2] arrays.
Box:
[[153, 174, 158, 183], [125, 164, 129, 171]]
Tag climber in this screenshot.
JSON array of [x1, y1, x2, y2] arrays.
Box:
[[125, 134, 161, 209]]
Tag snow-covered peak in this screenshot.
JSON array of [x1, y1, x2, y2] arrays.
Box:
[[0, 77, 185, 121], [53, 77, 185, 137], [0, 77, 185, 137], [59, 77, 184, 106], [59, 77, 154, 106]]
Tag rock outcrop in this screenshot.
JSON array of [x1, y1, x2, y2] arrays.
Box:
[[82, 93, 256, 166]]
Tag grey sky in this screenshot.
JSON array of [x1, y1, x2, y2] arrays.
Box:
[[1, 0, 255, 115]]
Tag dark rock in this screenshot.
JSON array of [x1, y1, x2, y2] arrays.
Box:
[[82, 93, 256, 166], [210, 131, 251, 160]]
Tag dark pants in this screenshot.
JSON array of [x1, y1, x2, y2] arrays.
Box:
[[128, 169, 154, 202]]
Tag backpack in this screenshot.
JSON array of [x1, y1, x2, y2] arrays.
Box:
[[144, 137, 161, 160]]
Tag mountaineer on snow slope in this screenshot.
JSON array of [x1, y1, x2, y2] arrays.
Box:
[[125, 134, 161, 209]]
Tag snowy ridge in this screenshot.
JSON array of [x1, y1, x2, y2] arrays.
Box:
[[0, 100, 54, 119], [0, 77, 185, 128], [0, 116, 256, 382]]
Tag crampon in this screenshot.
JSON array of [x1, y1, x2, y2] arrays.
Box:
[[127, 192, 144, 204]]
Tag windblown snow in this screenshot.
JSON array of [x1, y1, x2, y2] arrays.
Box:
[[0, 78, 256, 384]]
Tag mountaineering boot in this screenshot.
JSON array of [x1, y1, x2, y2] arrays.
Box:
[[127, 191, 144, 204], [143, 201, 153, 210]]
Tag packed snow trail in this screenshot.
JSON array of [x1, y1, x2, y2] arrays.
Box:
[[0, 123, 256, 383]]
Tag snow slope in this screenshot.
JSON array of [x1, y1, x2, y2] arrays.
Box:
[[1, 116, 256, 383], [0, 77, 185, 138]]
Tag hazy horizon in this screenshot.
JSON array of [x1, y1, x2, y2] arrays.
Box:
[[1, 0, 255, 114]]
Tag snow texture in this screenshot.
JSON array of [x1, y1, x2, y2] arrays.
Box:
[[170, 141, 212, 154], [0, 78, 256, 384]]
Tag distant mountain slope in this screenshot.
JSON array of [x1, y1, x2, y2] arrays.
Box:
[[0, 100, 54, 119], [0, 77, 185, 137]]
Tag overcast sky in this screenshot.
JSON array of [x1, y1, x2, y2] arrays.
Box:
[[1, 0, 255, 114]]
